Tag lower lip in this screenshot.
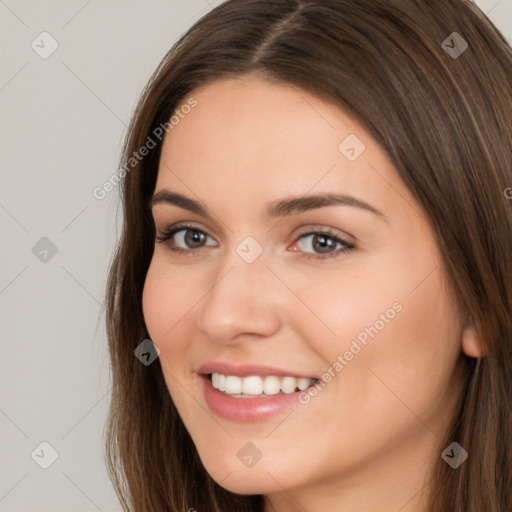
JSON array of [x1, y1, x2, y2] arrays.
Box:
[[200, 374, 309, 422]]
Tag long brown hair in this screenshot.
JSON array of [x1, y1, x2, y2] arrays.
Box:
[[103, 1, 512, 510]]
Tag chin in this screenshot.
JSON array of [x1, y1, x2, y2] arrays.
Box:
[[211, 471, 279, 495], [200, 457, 288, 495]]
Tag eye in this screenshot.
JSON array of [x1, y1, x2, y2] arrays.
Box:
[[155, 223, 355, 260], [292, 228, 355, 260], [155, 224, 216, 254]]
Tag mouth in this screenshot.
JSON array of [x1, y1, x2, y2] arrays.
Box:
[[197, 364, 321, 422], [208, 372, 320, 398]]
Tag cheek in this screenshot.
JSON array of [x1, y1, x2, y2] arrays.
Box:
[[373, 257, 462, 367], [142, 259, 198, 344], [142, 263, 170, 342], [142, 261, 198, 405], [141, 257, 217, 414], [342, 266, 464, 423], [298, 248, 463, 408], [288, 257, 406, 366]]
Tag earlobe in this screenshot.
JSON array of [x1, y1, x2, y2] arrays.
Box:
[[461, 314, 485, 358]]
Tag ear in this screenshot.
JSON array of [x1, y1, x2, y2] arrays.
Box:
[[461, 313, 485, 358]]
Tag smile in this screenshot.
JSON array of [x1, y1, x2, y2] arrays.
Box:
[[210, 372, 318, 397]]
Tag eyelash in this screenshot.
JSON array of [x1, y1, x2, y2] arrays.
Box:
[[155, 222, 355, 260]]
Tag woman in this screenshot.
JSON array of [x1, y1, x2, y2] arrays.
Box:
[[104, 0, 512, 510]]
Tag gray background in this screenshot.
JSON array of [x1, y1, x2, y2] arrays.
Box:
[[1, 0, 511, 510]]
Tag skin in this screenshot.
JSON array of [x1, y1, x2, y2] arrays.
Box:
[[142, 75, 483, 512]]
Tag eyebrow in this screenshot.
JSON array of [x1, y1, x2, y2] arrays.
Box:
[[149, 190, 387, 221]]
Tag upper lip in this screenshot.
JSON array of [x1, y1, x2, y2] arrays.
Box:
[[197, 361, 318, 380]]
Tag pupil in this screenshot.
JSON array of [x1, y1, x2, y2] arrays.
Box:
[[186, 230, 204, 247], [314, 235, 334, 253]]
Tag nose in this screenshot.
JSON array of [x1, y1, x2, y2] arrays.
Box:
[[196, 247, 281, 345]]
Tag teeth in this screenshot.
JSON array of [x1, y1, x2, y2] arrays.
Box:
[[263, 376, 281, 395], [210, 373, 316, 397], [242, 375, 263, 395], [225, 375, 242, 394], [211, 372, 226, 391], [217, 373, 226, 392], [297, 377, 313, 390], [280, 376, 297, 394]]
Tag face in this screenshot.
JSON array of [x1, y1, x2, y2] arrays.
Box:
[[142, 75, 470, 502]]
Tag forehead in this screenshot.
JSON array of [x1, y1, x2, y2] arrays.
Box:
[[154, 77, 416, 226], [159, 77, 354, 182]]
